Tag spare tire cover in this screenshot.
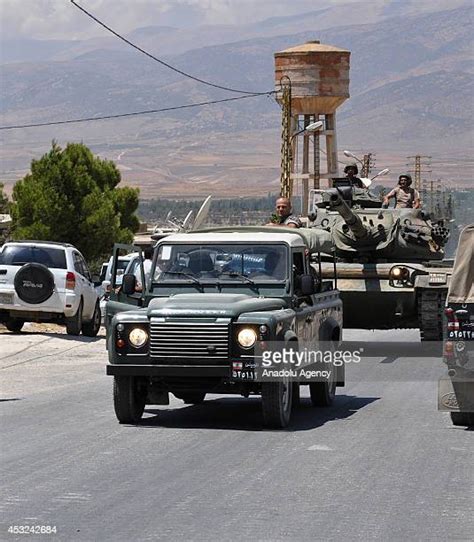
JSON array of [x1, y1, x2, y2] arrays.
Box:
[[14, 263, 55, 304]]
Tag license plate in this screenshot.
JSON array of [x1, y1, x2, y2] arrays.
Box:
[[0, 292, 14, 304]]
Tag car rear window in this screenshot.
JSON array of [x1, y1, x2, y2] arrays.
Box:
[[0, 245, 67, 269]]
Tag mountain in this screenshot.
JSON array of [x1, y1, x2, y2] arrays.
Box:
[[0, 3, 472, 198]]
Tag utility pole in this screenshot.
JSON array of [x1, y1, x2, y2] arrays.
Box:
[[406, 155, 431, 192], [280, 78, 292, 198], [361, 153, 375, 178]]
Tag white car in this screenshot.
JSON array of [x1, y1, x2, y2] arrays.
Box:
[[0, 241, 101, 336]]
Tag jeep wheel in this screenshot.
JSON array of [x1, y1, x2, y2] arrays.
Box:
[[310, 378, 336, 407], [113, 376, 146, 424], [82, 301, 101, 337], [65, 300, 83, 336], [261, 380, 293, 428], [450, 411, 474, 427], [5, 318, 25, 333], [175, 392, 206, 404]]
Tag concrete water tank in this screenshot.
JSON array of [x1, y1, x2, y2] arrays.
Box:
[[274, 40, 350, 114]]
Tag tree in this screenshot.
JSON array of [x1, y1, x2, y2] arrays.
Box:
[[0, 182, 9, 213], [10, 141, 139, 261]]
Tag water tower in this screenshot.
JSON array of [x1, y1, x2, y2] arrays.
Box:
[[274, 40, 350, 212]]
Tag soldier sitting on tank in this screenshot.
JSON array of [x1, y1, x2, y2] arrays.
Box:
[[344, 164, 365, 189], [383, 174, 421, 209], [266, 197, 302, 228]]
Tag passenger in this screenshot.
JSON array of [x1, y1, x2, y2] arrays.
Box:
[[134, 247, 153, 292], [267, 197, 302, 228], [250, 252, 284, 279], [383, 174, 421, 209], [344, 164, 365, 188]]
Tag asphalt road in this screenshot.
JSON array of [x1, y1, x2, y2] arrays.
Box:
[[1, 325, 472, 542]]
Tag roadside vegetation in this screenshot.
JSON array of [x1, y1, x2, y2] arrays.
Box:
[[8, 141, 140, 263]]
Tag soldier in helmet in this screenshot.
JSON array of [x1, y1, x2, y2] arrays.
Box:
[[383, 174, 421, 209], [344, 164, 365, 188]]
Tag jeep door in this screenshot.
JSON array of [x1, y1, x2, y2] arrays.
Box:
[[105, 244, 146, 327]]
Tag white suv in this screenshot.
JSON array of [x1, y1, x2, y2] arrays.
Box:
[[0, 241, 101, 336]]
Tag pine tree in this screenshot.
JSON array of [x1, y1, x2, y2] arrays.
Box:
[[10, 141, 139, 262]]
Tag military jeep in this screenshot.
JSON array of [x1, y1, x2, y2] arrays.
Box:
[[105, 227, 343, 428]]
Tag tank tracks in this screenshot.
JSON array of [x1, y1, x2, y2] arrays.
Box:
[[418, 289, 446, 341]]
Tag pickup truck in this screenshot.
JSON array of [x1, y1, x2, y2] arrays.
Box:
[[105, 226, 343, 428]]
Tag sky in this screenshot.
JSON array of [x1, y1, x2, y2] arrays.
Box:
[[0, 0, 357, 40]]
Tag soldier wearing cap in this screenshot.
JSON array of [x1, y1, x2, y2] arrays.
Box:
[[383, 174, 421, 209]]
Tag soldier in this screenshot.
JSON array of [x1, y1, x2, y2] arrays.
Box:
[[383, 174, 421, 209], [267, 197, 302, 228], [344, 164, 365, 188]]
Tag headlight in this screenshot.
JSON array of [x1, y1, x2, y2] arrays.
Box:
[[128, 328, 148, 348], [237, 328, 257, 349], [390, 266, 410, 281]]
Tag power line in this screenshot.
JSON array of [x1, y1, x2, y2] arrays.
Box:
[[70, 0, 269, 96], [0, 93, 270, 130]]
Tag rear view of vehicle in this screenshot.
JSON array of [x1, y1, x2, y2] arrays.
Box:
[[439, 225, 474, 426], [0, 241, 100, 336]]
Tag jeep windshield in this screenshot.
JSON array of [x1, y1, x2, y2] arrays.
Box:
[[0, 245, 67, 268], [152, 244, 288, 283]]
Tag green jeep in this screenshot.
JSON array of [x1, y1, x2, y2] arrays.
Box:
[[105, 227, 343, 428]]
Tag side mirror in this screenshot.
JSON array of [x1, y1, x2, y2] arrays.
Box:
[[299, 274, 315, 296], [91, 274, 101, 286], [122, 273, 137, 295]]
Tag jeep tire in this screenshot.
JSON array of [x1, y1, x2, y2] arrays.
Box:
[[261, 380, 293, 428], [5, 318, 25, 333], [66, 300, 83, 336], [82, 301, 101, 337], [113, 376, 146, 424], [14, 263, 55, 304], [310, 378, 336, 407]]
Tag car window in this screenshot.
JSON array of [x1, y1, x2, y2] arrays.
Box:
[[78, 254, 91, 280], [0, 245, 67, 268], [73, 253, 84, 275], [99, 263, 108, 282]]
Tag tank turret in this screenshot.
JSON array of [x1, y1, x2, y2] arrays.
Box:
[[327, 188, 369, 240], [312, 186, 450, 261]]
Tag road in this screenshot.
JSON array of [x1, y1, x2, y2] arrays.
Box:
[[1, 325, 472, 542]]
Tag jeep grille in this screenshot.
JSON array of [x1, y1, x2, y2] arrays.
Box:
[[149, 318, 230, 364]]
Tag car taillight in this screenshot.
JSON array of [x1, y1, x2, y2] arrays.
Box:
[[66, 271, 76, 290]]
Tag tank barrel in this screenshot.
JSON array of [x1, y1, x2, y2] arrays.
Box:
[[327, 188, 368, 239]]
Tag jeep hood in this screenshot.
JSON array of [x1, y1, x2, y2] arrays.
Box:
[[147, 293, 286, 318]]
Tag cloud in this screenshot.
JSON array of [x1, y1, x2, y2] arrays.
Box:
[[0, 0, 349, 40]]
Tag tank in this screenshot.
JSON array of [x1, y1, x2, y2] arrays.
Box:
[[309, 184, 452, 340]]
